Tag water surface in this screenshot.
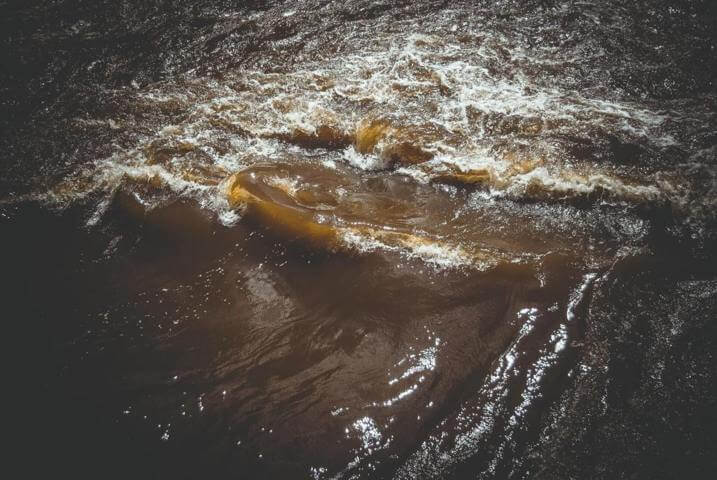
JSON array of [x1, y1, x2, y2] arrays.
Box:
[[2, 1, 716, 478]]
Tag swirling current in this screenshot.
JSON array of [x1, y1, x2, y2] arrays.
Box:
[[2, 1, 716, 479]]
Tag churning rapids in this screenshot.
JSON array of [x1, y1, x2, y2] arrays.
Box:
[[2, 1, 716, 479]]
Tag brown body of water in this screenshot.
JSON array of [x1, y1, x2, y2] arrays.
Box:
[[2, 1, 717, 478]]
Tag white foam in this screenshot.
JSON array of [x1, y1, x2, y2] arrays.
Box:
[[39, 14, 684, 246], [341, 229, 475, 269], [342, 146, 389, 171]]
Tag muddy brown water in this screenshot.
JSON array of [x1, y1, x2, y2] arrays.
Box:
[[2, 1, 717, 479]]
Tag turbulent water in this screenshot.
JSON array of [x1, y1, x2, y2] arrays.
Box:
[[2, 1, 717, 479]]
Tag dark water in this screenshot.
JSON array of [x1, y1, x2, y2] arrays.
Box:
[[2, 1, 717, 479]]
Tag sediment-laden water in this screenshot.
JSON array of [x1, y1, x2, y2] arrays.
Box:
[[2, 1, 716, 479]]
